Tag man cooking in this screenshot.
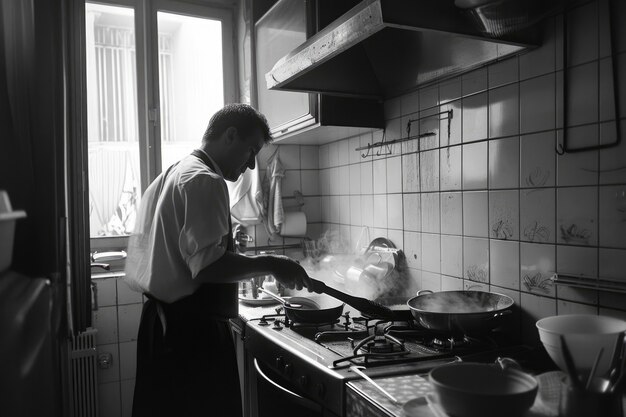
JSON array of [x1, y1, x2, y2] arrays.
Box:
[[125, 103, 311, 417]]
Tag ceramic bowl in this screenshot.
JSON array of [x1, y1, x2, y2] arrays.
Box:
[[536, 314, 626, 378], [429, 362, 538, 417]]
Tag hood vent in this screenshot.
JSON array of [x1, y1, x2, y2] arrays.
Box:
[[266, 0, 541, 100]]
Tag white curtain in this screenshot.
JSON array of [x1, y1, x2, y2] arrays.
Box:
[[88, 146, 130, 234]]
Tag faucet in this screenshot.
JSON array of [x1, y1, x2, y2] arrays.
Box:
[[233, 225, 254, 252], [90, 262, 110, 271]]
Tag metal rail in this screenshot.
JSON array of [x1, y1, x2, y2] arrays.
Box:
[[551, 273, 626, 294]]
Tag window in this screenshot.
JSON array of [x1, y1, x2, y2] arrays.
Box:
[[85, 0, 235, 241], [86, 3, 140, 237]]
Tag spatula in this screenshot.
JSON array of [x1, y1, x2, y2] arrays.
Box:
[[308, 277, 395, 319]]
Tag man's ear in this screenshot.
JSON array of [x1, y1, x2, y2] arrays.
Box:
[[224, 127, 238, 144]]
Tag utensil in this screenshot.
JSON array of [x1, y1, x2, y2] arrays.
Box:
[[610, 336, 625, 393], [607, 332, 625, 388], [560, 335, 583, 390], [606, 331, 624, 375], [350, 366, 400, 405], [586, 347, 604, 390], [587, 377, 610, 393], [610, 372, 625, 393], [308, 277, 394, 319], [407, 290, 514, 336], [560, 376, 623, 417], [258, 287, 309, 309]]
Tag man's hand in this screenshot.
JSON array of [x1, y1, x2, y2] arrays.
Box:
[[261, 254, 312, 291]]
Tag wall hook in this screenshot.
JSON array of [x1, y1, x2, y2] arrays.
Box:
[[555, 143, 565, 155], [361, 144, 371, 158]]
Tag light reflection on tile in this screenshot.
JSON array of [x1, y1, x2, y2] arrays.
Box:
[[489, 137, 519, 189], [463, 142, 488, 190]]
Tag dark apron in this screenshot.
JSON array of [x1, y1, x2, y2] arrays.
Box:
[[132, 150, 242, 417]]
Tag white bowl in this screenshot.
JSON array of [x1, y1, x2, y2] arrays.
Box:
[[536, 314, 626, 378]]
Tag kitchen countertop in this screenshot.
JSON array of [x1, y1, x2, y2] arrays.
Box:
[[237, 298, 282, 321], [346, 371, 566, 417], [347, 373, 436, 417], [348, 371, 626, 417]]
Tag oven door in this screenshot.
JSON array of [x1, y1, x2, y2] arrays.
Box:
[[248, 358, 325, 417]]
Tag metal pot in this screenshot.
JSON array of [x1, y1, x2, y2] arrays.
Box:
[[407, 290, 514, 336], [283, 298, 344, 324], [260, 289, 345, 325]]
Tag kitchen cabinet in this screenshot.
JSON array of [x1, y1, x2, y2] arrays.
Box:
[[230, 317, 249, 415], [253, 0, 384, 145]]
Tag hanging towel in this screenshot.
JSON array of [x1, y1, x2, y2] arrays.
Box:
[[262, 150, 285, 236], [226, 157, 264, 226]]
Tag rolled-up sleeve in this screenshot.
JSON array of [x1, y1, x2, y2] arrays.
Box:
[[178, 174, 230, 278]]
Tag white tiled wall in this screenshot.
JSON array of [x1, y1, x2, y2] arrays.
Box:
[[295, 0, 626, 345], [241, 144, 322, 258], [91, 276, 142, 417]]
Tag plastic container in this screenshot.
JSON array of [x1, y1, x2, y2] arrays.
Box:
[[0, 190, 27, 272]]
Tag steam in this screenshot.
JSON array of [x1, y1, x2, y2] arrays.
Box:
[[298, 230, 413, 303], [412, 291, 504, 314]]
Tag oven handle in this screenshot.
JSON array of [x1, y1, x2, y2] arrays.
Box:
[[253, 358, 322, 412]]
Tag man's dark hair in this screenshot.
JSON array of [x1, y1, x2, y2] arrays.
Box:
[[202, 103, 272, 144]]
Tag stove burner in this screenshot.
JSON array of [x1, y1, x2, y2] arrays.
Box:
[[429, 335, 469, 349], [355, 333, 408, 356], [364, 338, 405, 354]]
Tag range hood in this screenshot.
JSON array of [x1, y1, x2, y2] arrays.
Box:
[[265, 0, 541, 100]]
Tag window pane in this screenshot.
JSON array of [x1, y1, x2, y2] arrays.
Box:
[[157, 12, 223, 169], [86, 3, 140, 237]]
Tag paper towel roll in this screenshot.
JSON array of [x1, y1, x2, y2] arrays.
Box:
[[279, 211, 307, 237]]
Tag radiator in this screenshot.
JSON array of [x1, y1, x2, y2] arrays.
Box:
[[69, 328, 99, 417]]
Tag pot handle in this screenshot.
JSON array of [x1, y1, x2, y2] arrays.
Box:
[[416, 289, 434, 296], [496, 357, 522, 371]]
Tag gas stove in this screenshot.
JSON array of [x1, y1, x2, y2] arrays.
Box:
[[243, 309, 530, 417], [277, 312, 501, 369]]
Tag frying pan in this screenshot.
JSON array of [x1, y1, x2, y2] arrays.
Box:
[[259, 288, 345, 324], [407, 290, 514, 336]]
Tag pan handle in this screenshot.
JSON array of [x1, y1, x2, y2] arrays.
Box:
[[417, 289, 434, 296]]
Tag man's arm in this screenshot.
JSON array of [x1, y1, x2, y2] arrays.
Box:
[[194, 251, 311, 291]]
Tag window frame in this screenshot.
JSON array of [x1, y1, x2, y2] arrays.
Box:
[[87, 0, 237, 250]]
